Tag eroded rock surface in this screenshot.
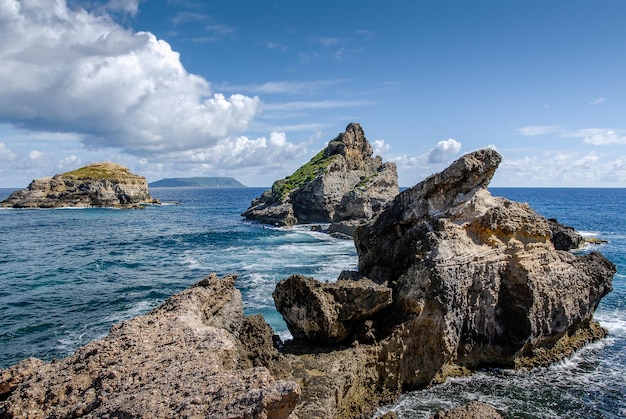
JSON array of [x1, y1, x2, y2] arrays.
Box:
[[431, 401, 502, 419], [274, 274, 392, 344], [243, 123, 398, 232], [0, 274, 300, 418], [274, 148, 615, 399], [1, 162, 156, 209]]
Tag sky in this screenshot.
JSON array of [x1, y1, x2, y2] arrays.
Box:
[[1, 0, 626, 188]]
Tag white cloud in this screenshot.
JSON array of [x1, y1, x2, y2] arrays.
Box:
[[29, 150, 47, 160], [590, 97, 606, 105], [372, 139, 390, 155], [0, 142, 17, 161], [518, 125, 626, 145], [0, 0, 260, 156], [427, 138, 462, 163], [518, 126, 562, 136], [492, 151, 626, 187], [564, 129, 626, 146]]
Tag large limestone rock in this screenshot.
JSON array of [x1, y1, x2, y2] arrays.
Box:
[[354, 148, 615, 387], [1, 162, 156, 208], [243, 123, 398, 231], [0, 274, 301, 418], [273, 148, 615, 398]]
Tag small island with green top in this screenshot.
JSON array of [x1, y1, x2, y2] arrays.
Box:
[[0, 162, 157, 209], [149, 177, 246, 188]]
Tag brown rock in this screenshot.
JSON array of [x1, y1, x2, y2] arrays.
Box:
[[273, 274, 393, 344], [0, 274, 300, 418], [431, 401, 502, 418]]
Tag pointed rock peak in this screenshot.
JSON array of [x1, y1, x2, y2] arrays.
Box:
[[324, 122, 374, 162]]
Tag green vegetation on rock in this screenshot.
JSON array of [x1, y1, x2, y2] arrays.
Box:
[[62, 163, 134, 181], [271, 149, 337, 202]]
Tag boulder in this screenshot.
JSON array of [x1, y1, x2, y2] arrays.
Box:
[[273, 274, 393, 344], [548, 218, 584, 250], [243, 123, 398, 230], [352, 149, 614, 388], [0, 274, 301, 418], [0, 162, 156, 208]]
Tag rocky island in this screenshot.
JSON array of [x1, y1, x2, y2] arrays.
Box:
[[0, 162, 156, 209], [0, 149, 615, 418], [243, 123, 398, 236]]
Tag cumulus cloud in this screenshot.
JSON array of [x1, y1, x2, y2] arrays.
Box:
[[372, 139, 390, 155], [427, 139, 462, 163], [0, 142, 17, 161], [0, 0, 260, 156], [182, 132, 307, 169]]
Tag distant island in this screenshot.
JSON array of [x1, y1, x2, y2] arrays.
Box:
[[149, 177, 246, 188]]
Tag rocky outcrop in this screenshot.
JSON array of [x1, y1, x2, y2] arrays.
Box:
[[431, 401, 502, 419], [0, 162, 156, 208], [548, 218, 584, 250], [0, 274, 301, 418], [274, 148, 615, 395], [273, 274, 392, 344], [243, 123, 398, 233]]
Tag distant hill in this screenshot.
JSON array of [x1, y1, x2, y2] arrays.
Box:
[[149, 177, 246, 188]]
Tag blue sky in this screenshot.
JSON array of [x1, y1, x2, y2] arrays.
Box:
[[1, 0, 625, 188]]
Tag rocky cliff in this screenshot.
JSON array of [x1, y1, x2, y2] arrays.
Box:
[[1, 162, 155, 209], [275, 148, 615, 395], [243, 123, 398, 233]]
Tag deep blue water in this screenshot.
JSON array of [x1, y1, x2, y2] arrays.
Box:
[[0, 187, 624, 418]]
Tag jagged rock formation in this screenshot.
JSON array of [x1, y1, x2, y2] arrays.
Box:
[[243, 123, 398, 233], [548, 218, 584, 250], [0, 274, 301, 418], [275, 148, 615, 394], [273, 274, 392, 344], [1, 162, 156, 208]]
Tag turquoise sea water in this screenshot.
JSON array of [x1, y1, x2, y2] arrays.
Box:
[[0, 187, 624, 418]]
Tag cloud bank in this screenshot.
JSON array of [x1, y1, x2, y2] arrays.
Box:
[[0, 0, 260, 155]]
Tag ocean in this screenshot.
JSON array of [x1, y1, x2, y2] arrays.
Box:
[[0, 187, 624, 418]]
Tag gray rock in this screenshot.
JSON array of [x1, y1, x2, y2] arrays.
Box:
[[243, 123, 398, 227], [0, 162, 156, 209], [274, 274, 392, 344], [548, 217, 584, 250]]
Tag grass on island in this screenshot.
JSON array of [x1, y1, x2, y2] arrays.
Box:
[[271, 149, 338, 202], [62, 162, 136, 181]]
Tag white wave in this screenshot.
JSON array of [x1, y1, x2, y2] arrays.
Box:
[[595, 310, 626, 335], [180, 252, 203, 270]]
